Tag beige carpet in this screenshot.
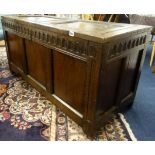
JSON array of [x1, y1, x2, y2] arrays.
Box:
[[0, 40, 5, 46]]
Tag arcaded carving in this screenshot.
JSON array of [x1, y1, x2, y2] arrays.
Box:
[[109, 35, 147, 58], [2, 20, 97, 58]]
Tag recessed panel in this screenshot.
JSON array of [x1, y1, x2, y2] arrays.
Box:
[[97, 59, 123, 114], [121, 51, 142, 98], [25, 40, 52, 90], [6, 32, 26, 72], [53, 51, 87, 114]]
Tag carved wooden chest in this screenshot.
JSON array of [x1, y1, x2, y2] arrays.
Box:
[[1, 15, 152, 137]]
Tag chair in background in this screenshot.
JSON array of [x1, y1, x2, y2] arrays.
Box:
[[79, 14, 130, 23], [81, 14, 94, 20], [0, 16, 5, 47], [93, 14, 130, 23], [150, 33, 155, 69], [150, 36, 155, 73], [129, 14, 155, 73]]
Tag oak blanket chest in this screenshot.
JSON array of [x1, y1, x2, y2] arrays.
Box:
[[1, 15, 152, 137]]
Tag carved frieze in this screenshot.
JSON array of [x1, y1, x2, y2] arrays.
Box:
[[2, 19, 97, 58], [2, 20, 31, 39], [108, 35, 147, 58]]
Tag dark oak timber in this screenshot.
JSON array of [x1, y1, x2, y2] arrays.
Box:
[[1, 15, 152, 137]]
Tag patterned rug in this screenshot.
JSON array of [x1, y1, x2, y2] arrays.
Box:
[[0, 47, 137, 141]]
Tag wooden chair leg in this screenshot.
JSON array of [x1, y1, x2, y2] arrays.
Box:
[[151, 66, 155, 73], [150, 41, 155, 66], [108, 14, 114, 22]]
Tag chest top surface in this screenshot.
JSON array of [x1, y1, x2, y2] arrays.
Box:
[[2, 15, 152, 43]]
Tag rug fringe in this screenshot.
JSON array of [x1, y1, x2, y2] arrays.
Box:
[[49, 105, 56, 141], [118, 113, 137, 141]]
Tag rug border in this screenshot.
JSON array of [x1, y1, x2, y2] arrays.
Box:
[[118, 113, 137, 141]]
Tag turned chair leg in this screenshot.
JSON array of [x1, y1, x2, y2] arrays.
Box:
[[152, 66, 155, 73], [150, 41, 155, 67]]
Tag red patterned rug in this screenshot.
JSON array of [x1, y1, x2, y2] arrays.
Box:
[[0, 47, 136, 141]]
